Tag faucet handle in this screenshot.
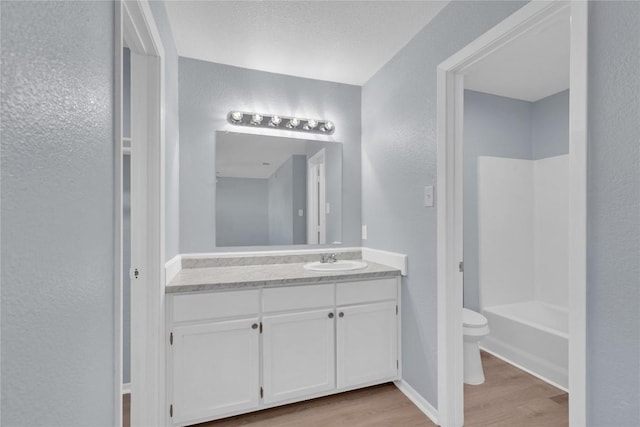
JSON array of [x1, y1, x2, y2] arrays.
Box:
[[320, 254, 327, 263]]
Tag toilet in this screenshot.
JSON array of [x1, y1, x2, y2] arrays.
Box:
[[463, 308, 490, 385]]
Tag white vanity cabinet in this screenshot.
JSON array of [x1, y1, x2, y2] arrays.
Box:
[[171, 318, 260, 425], [336, 301, 398, 388], [168, 290, 261, 425], [167, 276, 400, 426], [262, 284, 336, 405], [336, 278, 399, 388]]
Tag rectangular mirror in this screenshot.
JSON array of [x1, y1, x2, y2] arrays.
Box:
[[215, 131, 342, 247]]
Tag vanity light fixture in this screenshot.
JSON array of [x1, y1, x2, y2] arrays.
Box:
[[230, 111, 243, 123], [250, 113, 263, 125], [304, 119, 318, 130], [287, 117, 301, 129], [321, 121, 334, 132], [227, 111, 335, 135], [269, 115, 282, 127]]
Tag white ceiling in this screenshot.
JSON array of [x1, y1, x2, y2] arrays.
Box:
[[165, 1, 448, 86], [464, 8, 570, 102], [216, 132, 308, 179]]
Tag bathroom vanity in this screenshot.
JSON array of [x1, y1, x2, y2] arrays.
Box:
[[165, 252, 402, 426]]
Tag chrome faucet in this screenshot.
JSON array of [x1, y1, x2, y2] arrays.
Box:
[[321, 253, 338, 263]]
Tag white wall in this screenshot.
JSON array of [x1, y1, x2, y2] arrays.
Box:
[[478, 155, 569, 310]]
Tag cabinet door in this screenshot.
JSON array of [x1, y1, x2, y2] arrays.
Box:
[[337, 301, 398, 388], [171, 318, 260, 425], [263, 309, 336, 404]]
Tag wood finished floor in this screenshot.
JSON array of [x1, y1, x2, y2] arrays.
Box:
[[123, 352, 568, 426], [464, 351, 568, 427]]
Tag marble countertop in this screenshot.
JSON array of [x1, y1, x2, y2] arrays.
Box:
[[166, 260, 400, 294]]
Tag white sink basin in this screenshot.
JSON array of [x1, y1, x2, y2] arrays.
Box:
[[303, 260, 368, 272]]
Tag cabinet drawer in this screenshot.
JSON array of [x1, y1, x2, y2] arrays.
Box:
[[263, 284, 334, 313], [336, 278, 397, 305], [172, 290, 260, 323]]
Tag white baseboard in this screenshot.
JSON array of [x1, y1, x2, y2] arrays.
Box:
[[165, 254, 182, 285], [122, 382, 131, 395], [394, 380, 438, 425], [362, 247, 408, 275]]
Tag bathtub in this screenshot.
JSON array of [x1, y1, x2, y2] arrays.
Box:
[[481, 300, 568, 390]]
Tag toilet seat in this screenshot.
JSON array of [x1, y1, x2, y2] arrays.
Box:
[[463, 308, 488, 328]]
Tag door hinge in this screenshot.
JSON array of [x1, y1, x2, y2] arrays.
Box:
[[169, 404, 173, 418], [259, 322, 263, 334], [396, 305, 398, 315], [260, 386, 264, 399], [459, 261, 464, 273], [169, 332, 173, 345], [397, 360, 399, 370]]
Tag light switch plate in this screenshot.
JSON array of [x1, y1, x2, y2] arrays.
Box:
[[298, 209, 304, 217], [424, 185, 434, 207]]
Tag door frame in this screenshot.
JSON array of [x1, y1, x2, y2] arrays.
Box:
[[115, 1, 166, 425], [435, 2, 588, 426], [307, 149, 327, 244]]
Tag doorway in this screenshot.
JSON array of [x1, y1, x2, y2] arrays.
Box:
[[435, 2, 588, 426], [116, 1, 166, 426], [307, 148, 327, 244]]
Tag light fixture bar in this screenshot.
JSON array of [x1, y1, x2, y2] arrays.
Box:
[[227, 111, 335, 135]]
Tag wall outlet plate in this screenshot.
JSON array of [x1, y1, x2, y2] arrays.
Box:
[[362, 225, 368, 240]]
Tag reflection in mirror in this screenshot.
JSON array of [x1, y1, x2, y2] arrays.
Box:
[[215, 132, 342, 247]]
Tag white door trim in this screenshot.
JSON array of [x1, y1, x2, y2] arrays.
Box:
[[435, 2, 588, 426], [117, 1, 166, 426], [307, 149, 327, 245]]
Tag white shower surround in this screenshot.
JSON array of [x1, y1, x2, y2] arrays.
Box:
[[477, 155, 569, 389], [478, 155, 569, 308]]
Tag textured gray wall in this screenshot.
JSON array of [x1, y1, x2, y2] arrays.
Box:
[[268, 158, 295, 245], [0, 1, 115, 425], [532, 90, 569, 160], [179, 58, 361, 252], [216, 178, 269, 246], [149, 1, 180, 260], [587, 1, 640, 425], [361, 0, 528, 407], [462, 90, 534, 311]]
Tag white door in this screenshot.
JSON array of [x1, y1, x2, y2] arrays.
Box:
[[263, 309, 336, 404], [171, 318, 260, 425], [337, 301, 398, 388], [307, 149, 326, 244]]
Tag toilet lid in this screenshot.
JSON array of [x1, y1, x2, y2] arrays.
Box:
[[463, 308, 488, 327]]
